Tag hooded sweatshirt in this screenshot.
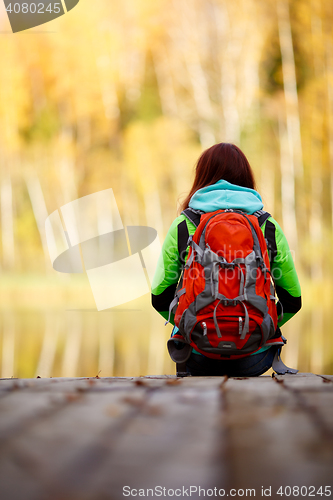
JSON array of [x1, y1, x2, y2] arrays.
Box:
[[151, 181, 301, 350]]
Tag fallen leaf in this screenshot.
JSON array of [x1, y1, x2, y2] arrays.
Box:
[[65, 393, 81, 402], [105, 405, 121, 417], [165, 379, 182, 386], [122, 396, 145, 407], [145, 405, 163, 416], [134, 379, 147, 386]]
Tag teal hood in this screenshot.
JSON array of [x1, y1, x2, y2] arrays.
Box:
[[189, 180, 263, 214]]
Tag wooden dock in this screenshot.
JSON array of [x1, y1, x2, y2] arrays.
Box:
[[0, 373, 332, 499]]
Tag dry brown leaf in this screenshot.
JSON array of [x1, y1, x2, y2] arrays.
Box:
[[134, 379, 147, 386], [122, 396, 145, 407], [105, 405, 121, 417], [65, 393, 81, 402], [145, 405, 164, 416], [165, 378, 182, 386]]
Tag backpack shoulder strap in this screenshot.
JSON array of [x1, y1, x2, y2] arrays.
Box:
[[253, 210, 278, 265], [253, 210, 271, 227], [177, 220, 189, 267], [264, 219, 278, 263], [181, 207, 203, 228], [177, 208, 203, 267]]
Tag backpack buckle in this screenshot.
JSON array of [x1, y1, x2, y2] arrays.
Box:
[[222, 299, 237, 307]]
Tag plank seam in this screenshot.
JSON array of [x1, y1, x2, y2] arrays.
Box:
[[272, 375, 333, 444]]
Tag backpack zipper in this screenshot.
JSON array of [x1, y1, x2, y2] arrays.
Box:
[[202, 322, 207, 336], [239, 317, 243, 336]]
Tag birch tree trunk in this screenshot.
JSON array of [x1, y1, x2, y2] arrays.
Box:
[[260, 159, 275, 216], [175, 0, 216, 147], [98, 314, 114, 377], [153, 46, 179, 118], [277, 0, 304, 177], [278, 112, 298, 252], [309, 5, 324, 281], [94, 47, 120, 122], [276, 0, 303, 251], [218, 2, 241, 145], [35, 313, 60, 378], [310, 307, 324, 373], [61, 312, 82, 378], [26, 172, 51, 270], [1, 173, 15, 270], [57, 126, 78, 206], [143, 184, 164, 239], [326, 38, 333, 228], [215, 0, 262, 145], [283, 313, 300, 372], [147, 311, 166, 376], [1, 311, 15, 378]]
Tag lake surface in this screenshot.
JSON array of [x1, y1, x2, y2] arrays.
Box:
[[0, 274, 332, 378]]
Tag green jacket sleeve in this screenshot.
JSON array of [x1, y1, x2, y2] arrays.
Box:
[[152, 214, 302, 328], [261, 217, 302, 327]]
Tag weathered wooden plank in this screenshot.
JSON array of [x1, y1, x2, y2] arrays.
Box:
[[0, 375, 332, 500], [223, 376, 333, 492], [274, 372, 330, 388], [0, 382, 150, 500], [0, 377, 145, 447], [0, 392, 66, 443], [0, 377, 226, 500], [88, 380, 226, 500], [273, 373, 333, 436], [296, 391, 333, 434]]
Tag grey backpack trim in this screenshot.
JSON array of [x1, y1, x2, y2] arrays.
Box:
[[272, 347, 298, 374], [182, 207, 203, 228], [171, 210, 276, 356], [167, 338, 192, 363]]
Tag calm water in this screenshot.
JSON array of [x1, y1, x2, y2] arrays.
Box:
[[0, 275, 332, 378]]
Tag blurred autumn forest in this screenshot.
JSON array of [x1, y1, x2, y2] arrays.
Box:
[[0, 0, 333, 376]]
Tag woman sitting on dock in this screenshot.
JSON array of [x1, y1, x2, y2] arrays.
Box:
[[151, 143, 301, 377]]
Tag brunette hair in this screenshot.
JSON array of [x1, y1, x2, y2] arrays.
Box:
[[180, 143, 256, 213]]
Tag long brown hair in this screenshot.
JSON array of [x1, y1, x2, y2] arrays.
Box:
[[180, 143, 256, 212]]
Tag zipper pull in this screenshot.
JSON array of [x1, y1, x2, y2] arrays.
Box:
[[239, 317, 243, 336], [202, 322, 207, 336]]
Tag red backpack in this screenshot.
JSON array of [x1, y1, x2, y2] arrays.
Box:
[[167, 208, 283, 362]]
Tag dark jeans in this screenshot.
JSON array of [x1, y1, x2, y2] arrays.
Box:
[[185, 346, 278, 377]]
